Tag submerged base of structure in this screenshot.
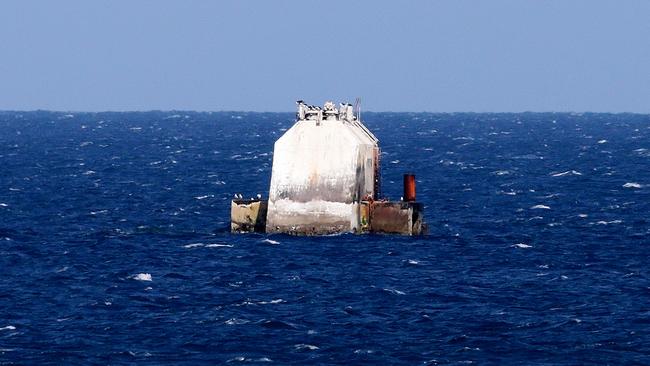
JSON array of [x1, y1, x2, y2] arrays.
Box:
[[367, 201, 424, 235], [231, 199, 424, 236], [230, 199, 268, 233]]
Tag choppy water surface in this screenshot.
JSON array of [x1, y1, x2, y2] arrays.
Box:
[[1, 111, 649, 364]]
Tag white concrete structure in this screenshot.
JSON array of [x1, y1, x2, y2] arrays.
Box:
[[266, 101, 380, 234]]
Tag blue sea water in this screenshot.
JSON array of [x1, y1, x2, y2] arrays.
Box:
[[0, 110, 649, 365]]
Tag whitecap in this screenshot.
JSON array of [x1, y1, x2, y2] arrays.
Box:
[[595, 220, 622, 225], [261, 239, 280, 245], [512, 243, 532, 248], [407, 259, 420, 265], [623, 182, 642, 189], [541, 193, 560, 198], [205, 243, 233, 248], [227, 356, 271, 363], [257, 299, 284, 305], [195, 195, 213, 200], [383, 288, 406, 295], [578, 214, 588, 218], [82, 170, 96, 175], [390, 160, 400, 164], [551, 170, 582, 177], [354, 349, 374, 354], [133, 273, 152, 281], [0, 326, 16, 331], [183, 243, 205, 248], [0, 203, 8, 207], [492, 170, 510, 176], [225, 318, 250, 325], [597, 139, 607, 144], [633, 148, 650, 157], [530, 205, 551, 210], [294, 344, 319, 350]]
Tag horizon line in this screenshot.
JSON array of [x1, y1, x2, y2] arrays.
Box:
[[1, 109, 649, 115]]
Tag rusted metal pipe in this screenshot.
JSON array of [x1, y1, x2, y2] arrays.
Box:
[[403, 174, 416, 202]]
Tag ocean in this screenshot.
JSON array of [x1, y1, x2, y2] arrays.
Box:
[[0, 111, 649, 364]]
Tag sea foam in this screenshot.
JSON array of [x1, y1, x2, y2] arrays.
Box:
[[133, 273, 152, 281]]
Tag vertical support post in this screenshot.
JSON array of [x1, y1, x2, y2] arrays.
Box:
[[403, 174, 416, 202]]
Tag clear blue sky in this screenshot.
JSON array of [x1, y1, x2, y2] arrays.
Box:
[[1, 1, 648, 112]]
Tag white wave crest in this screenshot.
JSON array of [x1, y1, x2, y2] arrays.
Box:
[[256, 299, 284, 305], [512, 243, 532, 248], [205, 243, 233, 248], [225, 318, 250, 325], [530, 205, 551, 210], [261, 239, 280, 245], [492, 170, 511, 176], [594, 220, 623, 225], [383, 288, 406, 295], [294, 344, 319, 350], [227, 356, 272, 363], [195, 194, 214, 200], [133, 273, 152, 281], [623, 182, 642, 189], [183, 243, 204, 248], [551, 170, 582, 177]]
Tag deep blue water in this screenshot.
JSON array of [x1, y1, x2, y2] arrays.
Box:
[[1, 111, 649, 365]]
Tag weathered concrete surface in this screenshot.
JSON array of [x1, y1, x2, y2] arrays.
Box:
[[369, 201, 424, 235], [231, 199, 268, 233], [266, 102, 380, 235]]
